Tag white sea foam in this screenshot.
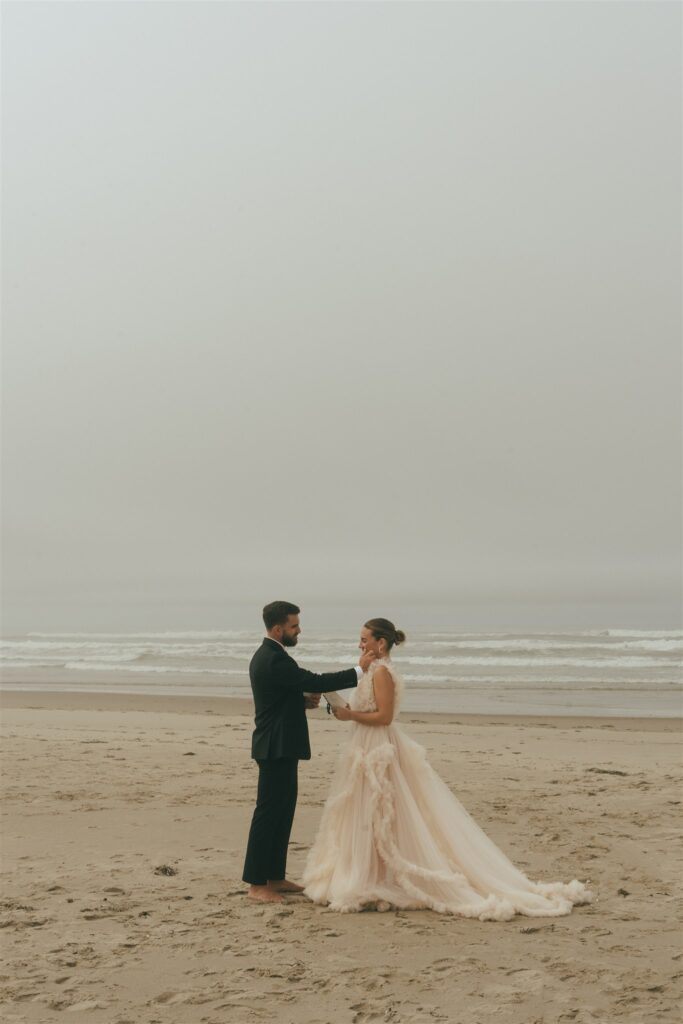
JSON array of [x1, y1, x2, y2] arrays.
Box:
[[430, 638, 682, 653], [297, 653, 679, 669], [62, 662, 244, 675], [2, 628, 681, 716], [23, 630, 255, 640]]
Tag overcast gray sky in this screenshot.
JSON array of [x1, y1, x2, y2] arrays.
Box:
[[2, 1, 681, 634]]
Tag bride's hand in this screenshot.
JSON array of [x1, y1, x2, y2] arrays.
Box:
[[332, 704, 353, 722]]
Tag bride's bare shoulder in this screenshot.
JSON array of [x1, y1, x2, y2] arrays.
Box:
[[372, 664, 395, 687]]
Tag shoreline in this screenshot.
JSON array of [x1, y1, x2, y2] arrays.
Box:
[[1, 663, 681, 720], [1, 687, 680, 731]]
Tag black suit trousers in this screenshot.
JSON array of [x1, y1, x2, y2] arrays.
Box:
[[242, 758, 299, 885]]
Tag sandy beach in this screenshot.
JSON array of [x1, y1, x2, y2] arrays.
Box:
[[1, 690, 681, 1023]]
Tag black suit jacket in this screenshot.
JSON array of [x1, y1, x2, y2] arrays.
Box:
[[249, 638, 359, 761]]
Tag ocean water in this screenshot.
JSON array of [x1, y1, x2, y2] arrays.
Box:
[[1, 629, 681, 717]]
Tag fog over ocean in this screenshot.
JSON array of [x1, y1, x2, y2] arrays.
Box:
[[3, 4, 680, 720]]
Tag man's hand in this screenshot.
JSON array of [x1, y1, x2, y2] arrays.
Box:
[[359, 650, 376, 673], [332, 704, 353, 721], [304, 694, 321, 710]]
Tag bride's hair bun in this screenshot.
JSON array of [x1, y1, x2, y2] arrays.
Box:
[[364, 618, 407, 650]]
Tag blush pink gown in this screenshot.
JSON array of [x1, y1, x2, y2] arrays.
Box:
[[302, 659, 593, 919]]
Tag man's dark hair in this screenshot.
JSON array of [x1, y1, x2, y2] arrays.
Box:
[[262, 601, 300, 631]]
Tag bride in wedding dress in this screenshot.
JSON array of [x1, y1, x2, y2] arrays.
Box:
[[302, 618, 593, 920]]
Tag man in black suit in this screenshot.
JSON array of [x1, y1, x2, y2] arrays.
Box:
[[242, 600, 374, 904]]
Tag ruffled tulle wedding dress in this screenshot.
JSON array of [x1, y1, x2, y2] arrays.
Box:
[[302, 660, 593, 919]]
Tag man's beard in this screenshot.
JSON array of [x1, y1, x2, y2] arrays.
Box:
[[281, 634, 298, 648]]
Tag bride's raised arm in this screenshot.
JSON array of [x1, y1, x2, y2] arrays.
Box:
[[332, 666, 395, 727]]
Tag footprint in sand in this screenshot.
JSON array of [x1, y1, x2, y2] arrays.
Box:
[[424, 957, 458, 977], [350, 999, 399, 1023], [153, 991, 190, 1005], [64, 1000, 108, 1012]]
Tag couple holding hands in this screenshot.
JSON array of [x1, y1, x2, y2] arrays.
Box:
[[242, 601, 592, 920]]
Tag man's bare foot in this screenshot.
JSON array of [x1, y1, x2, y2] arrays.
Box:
[[267, 879, 305, 893], [247, 884, 284, 903]]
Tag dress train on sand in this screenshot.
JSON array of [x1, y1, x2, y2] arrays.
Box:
[[302, 660, 593, 920]]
